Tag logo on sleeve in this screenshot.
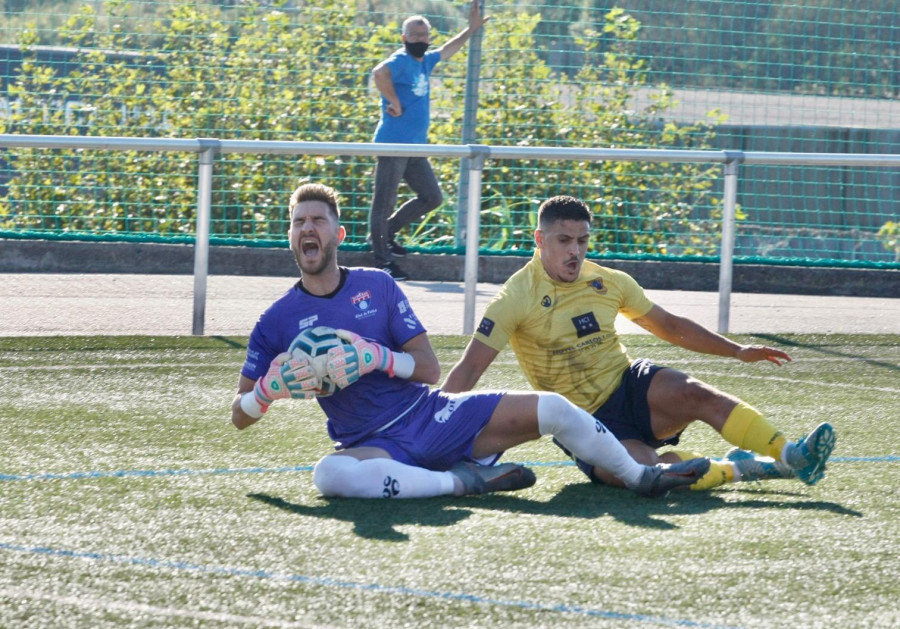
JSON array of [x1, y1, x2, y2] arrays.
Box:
[[541, 295, 552, 307], [572, 312, 600, 338], [477, 317, 495, 337]]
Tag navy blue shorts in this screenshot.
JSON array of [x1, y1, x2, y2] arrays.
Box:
[[554, 358, 681, 482], [593, 357, 681, 449], [353, 389, 504, 471]]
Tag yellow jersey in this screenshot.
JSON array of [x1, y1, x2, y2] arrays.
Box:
[[474, 252, 654, 411]]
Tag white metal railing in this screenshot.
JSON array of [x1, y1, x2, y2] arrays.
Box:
[[2, 133, 899, 335]]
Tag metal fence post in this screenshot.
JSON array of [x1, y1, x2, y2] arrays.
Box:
[[463, 146, 488, 335], [192, 141, 218, 336], [717, 152, 742, 334], [454, 0, 486, 248]]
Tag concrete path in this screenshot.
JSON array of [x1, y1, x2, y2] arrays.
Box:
[[1, 273, 897, 337]]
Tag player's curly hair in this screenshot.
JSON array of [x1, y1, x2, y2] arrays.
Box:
[[538, 195, 592, 227], [290, 182, 341, 220]]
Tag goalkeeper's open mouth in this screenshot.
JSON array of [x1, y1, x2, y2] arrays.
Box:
[[300, 238, 321, 259]]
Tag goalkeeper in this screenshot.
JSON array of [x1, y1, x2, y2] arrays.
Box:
[[230, 182, 709, 499], [441, 194, 836, 491]]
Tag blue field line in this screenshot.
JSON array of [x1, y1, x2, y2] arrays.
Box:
[[0, 455, 896, 483], [0, 541, 742, 628], [0, 465, 315, 482]]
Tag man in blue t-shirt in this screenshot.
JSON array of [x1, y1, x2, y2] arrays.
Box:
[[368, 1, 489, 279], [229, 182, 709, 499]]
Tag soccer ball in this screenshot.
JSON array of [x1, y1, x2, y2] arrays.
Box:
[[288, 325, 344, 397]]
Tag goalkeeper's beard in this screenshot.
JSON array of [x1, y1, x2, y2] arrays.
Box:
[[293, 241, 337, 276]]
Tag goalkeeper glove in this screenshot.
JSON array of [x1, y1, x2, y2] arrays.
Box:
[[254, 350, 320, 407], [280, 348, 321, 399], [324, 329, 395, 389]]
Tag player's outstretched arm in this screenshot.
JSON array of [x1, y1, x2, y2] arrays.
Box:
[[442, 337, 499, 393], [734, 344, 792, 366], [632, 304, 791, 365]]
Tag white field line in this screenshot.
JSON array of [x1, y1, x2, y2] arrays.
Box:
[[485, 358, 900, 393], [0, 586, 331, 629], [2, 358, 898, 394], [683, 369, 900, 394], [1, 356, 896, 372]]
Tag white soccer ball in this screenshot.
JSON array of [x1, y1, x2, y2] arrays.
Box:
[[288, 325, 344, 397]]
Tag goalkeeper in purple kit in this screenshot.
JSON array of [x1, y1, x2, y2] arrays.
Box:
[[230, 182, 710, 499]]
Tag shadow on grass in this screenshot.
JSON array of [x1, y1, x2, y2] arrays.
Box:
[[749, 333, 900, 372], [249, 483, 861, 541], [248, 492, 474, 541]]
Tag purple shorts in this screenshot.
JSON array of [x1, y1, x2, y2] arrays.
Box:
[[351, 389, 505, 471]]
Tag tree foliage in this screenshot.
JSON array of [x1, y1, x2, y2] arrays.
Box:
[[6, 0, 896, 98], [2, 0, 725, 255]]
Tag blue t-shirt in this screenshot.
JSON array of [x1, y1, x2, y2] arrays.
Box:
[[373, 48, 441, 144], [241, 267, 429, 447]]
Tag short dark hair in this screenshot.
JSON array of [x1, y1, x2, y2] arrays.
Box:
[[289, 182, 341, 219], [538, 195, 592, 227]]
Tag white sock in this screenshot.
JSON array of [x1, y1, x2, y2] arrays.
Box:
[[312, 455, 456, 498], [537, 392, 645, 488]]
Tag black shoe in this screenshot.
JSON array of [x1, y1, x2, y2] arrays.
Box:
[[450, 461, 536, 495], [381, 261, 409, 281], [629, 458, 711, 498], [387, 238, 407, 258], [365, 234, 407, 258]]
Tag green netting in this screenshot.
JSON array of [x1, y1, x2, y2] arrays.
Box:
[[1, 0, 898, 267]]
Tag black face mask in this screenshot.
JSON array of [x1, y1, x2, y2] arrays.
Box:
[[404, 41, 429, 58]]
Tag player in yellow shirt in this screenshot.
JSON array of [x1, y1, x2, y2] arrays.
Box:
[[443, 195, 836, 490]]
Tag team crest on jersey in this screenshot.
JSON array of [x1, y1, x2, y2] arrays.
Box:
[[572, 312, 600, 338], [351, 290, 378, 320], [588, 279, 607, 295], [351, 290, 372, 311], [477, 317, 495, 337], [541, 295, 552, 308]]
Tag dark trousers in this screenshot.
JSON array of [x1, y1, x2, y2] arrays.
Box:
[[369, 156, 443, 265]]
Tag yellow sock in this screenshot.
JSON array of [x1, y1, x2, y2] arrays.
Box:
[[720, 402, 787, 460], [669, 450, 734, 490]]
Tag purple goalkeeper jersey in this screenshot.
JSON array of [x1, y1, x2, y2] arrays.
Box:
[[241, 266, 428, 447]]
